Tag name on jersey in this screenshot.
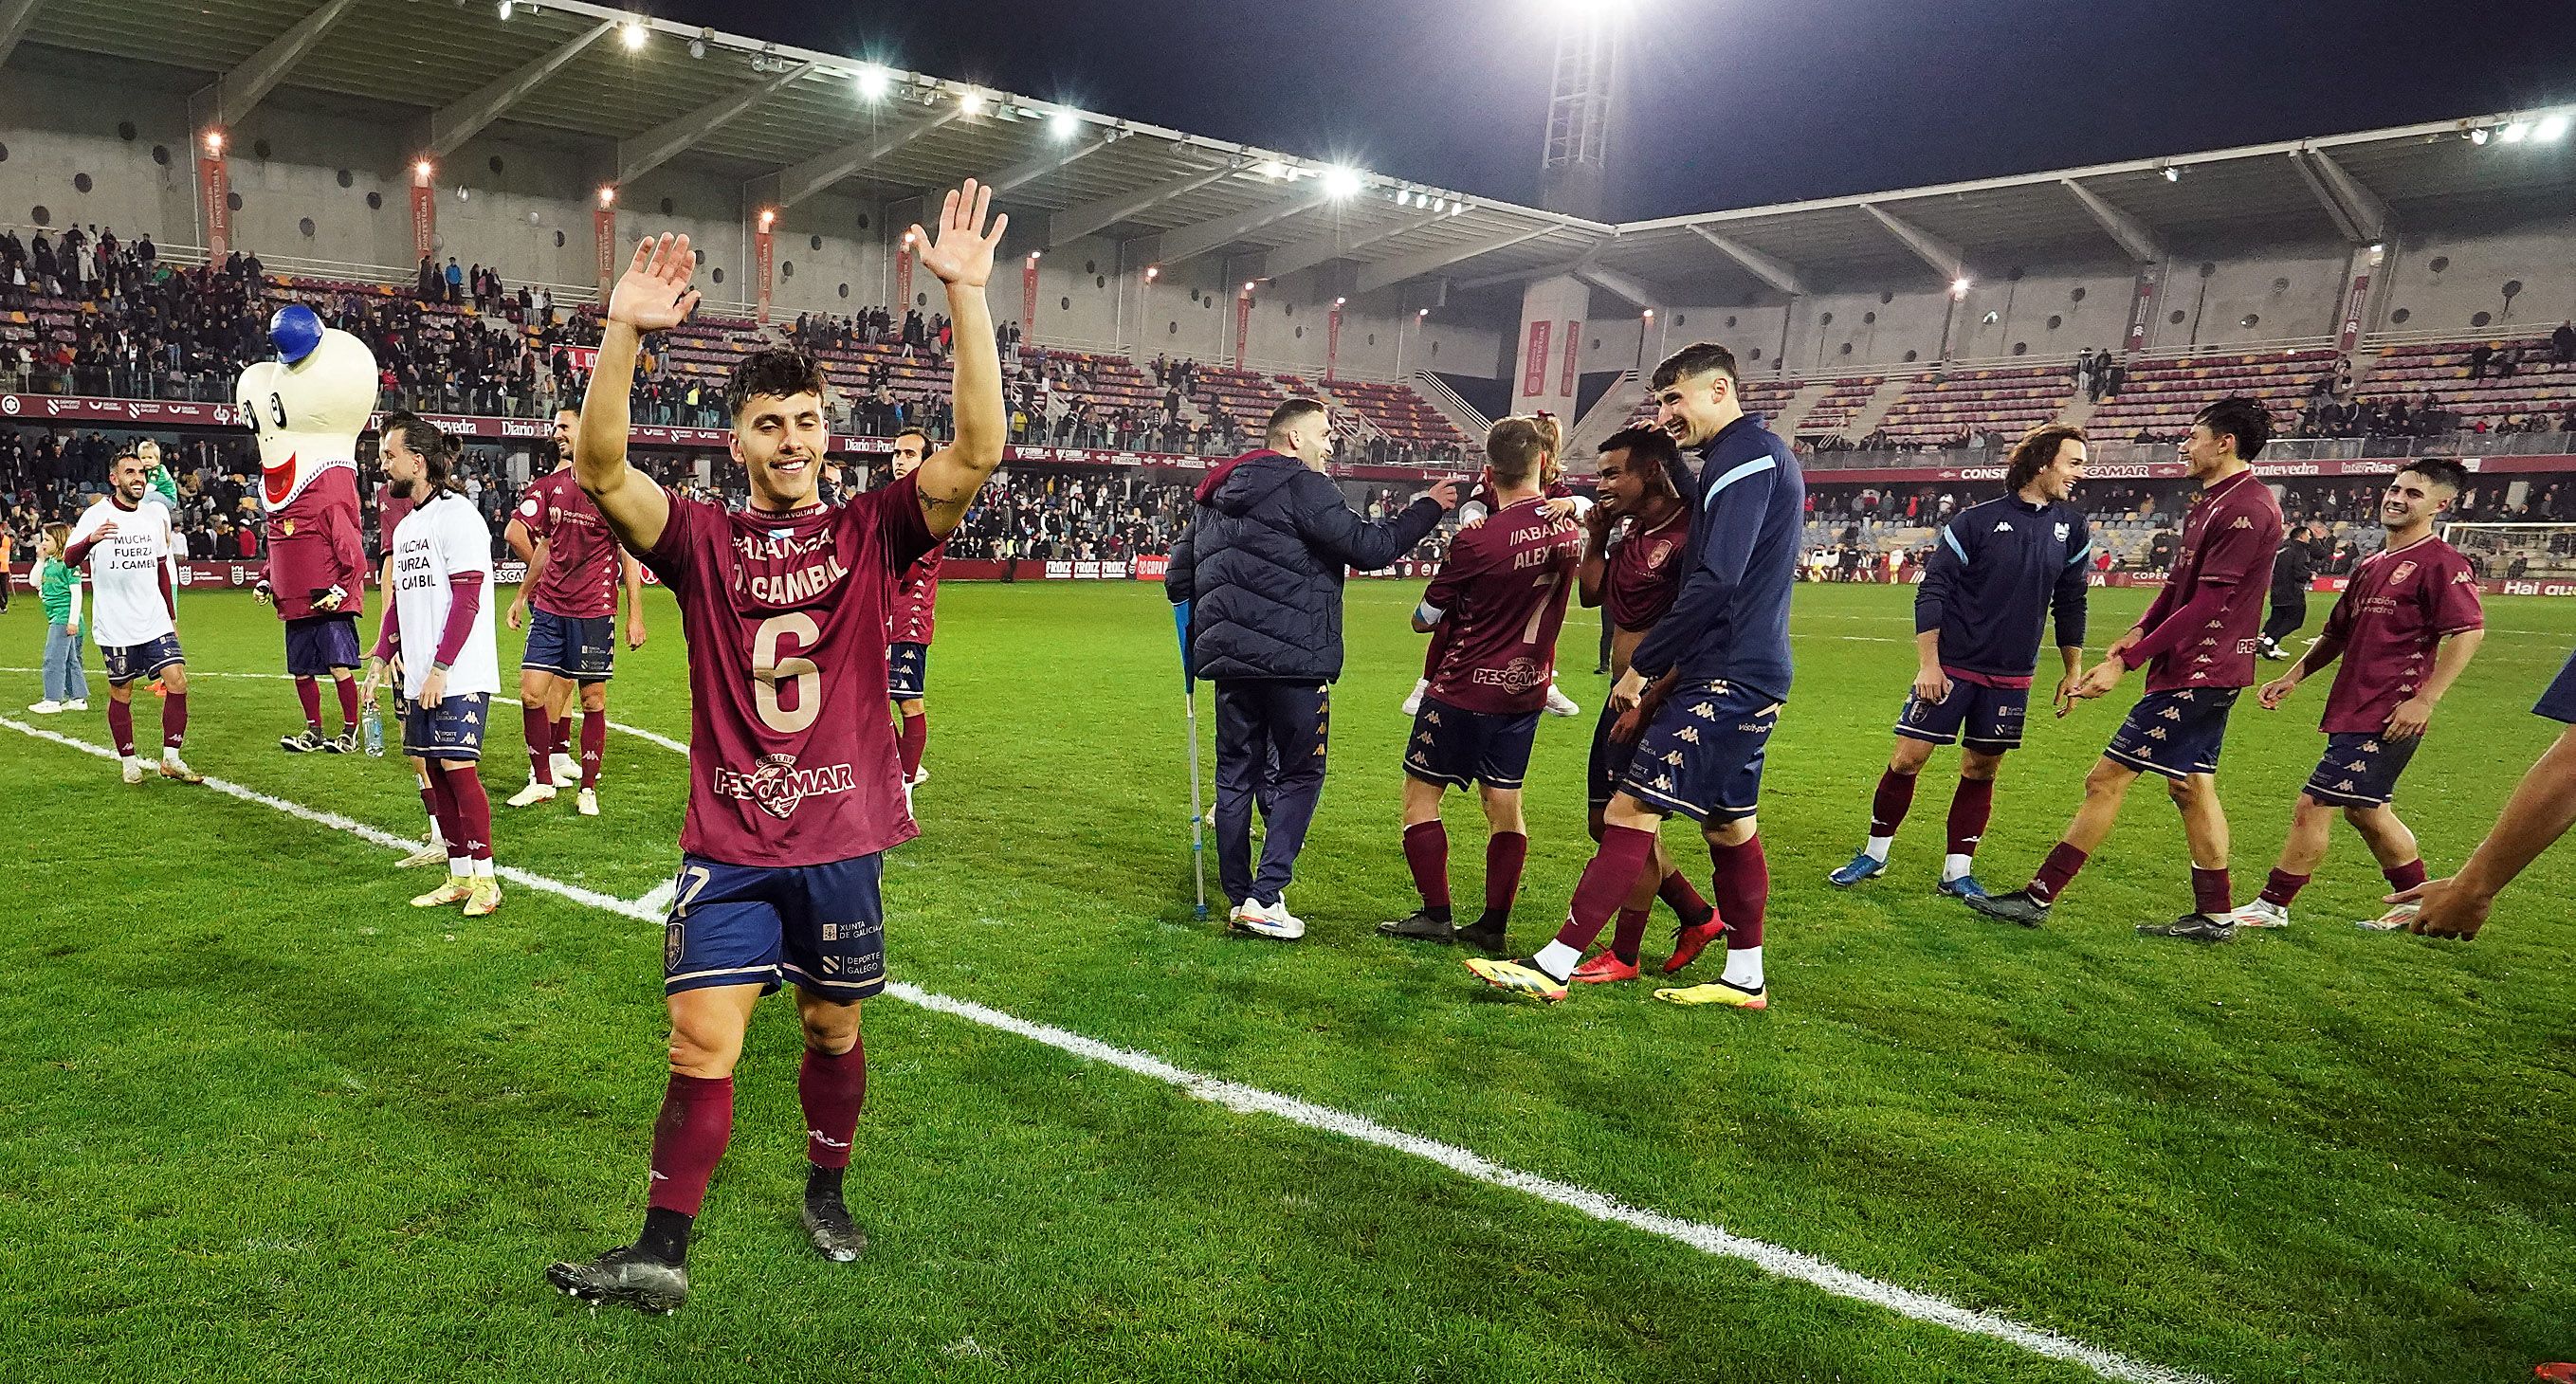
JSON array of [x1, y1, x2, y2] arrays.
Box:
[[713, 752, 856, 820], [734, 531, 850, 605], [393, 544, 447, 593], [1469, 657, 1547, 693]]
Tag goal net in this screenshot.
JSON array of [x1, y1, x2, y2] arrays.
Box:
[[2440, 522, 2576, 580]]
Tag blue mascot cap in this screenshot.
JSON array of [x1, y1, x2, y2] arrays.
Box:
[[269, 303, 324, 365]]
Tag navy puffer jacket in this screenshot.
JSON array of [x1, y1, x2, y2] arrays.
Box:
[[1165, 449, 1444, 683]]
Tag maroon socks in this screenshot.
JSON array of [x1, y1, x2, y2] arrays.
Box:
[[1551, 825, 1659, 953], [1869, 769, 1918, 837], [2384, 858, 2427, 893], [1708, 834, 1768, 949], [524, 705, 554, 785], [1483, 830, 1527, 920], [2028, 842, 2090, 903], [646, 1073, 736, 1219], [580, 713, 607, 790], [107, 698, 136, 757], [1658, 870, 1715, 929], [897, 711, 927, 782], [446, 769, 493, 862], [2259, 869, 2310, 907], [1610, 907, 1652, 966], [334, 675, 359, 729], [1402, 820, 1451, 917], [296, 675, 322, 731], [1946, 777, 1996, 857], [798, 1042, 868, 1169], [2191, 866, 2233, 918], [162, 691, 187, 748]]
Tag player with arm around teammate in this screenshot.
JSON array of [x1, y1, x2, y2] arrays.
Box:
[[1378, 417, 1584, 951], [544, 181, 1009, 1314], [2229, 460, 2484, 933], [360, 413, 503, 916], [1828, 426, 2092, 901]]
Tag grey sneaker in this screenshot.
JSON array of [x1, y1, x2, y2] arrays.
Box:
[[545, 1245, 688, 1314], [2137, 913, 2238, 943], [1966, 889, 2051, 927], [281, 728, 328, 754], [1376, 910, 1456, 943], [802, 1197, 868, 1264]]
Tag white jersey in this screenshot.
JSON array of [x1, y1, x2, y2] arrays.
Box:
[[67, 497, 177, 647], [389, 491, 499, 701]]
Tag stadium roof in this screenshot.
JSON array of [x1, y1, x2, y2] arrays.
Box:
[[7, 0, 2573, 306]]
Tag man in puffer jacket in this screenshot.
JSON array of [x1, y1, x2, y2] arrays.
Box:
[[1167, 398, 1460, 938]]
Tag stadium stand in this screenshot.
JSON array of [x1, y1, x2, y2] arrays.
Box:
[[1870, 363, 2076, 447], [2084, 347, 2341, 440]]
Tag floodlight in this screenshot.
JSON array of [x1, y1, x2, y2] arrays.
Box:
[[1322, 166, 1364, 200], [1050, 110, 1082, 141], [1256, 159, 1288, 180], [597, 186, 616, 207], [2469, 127, 2490, 145], [2162, 165, 2180, 182], [414, 159, 433, 177], [620, 20, 647, 50], [958, 89, 988, 115], [498, 1, 515, 18], [204, 130, 224, 154], [854, 64, 890, 100], [2501, 122, 2531, 143], [1950, 278, 1971, 299], [2535, 114, 2569, 142]]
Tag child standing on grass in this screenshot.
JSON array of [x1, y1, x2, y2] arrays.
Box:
[[30, 523, 89, 714]]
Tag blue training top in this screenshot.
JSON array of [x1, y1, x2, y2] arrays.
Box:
[[1915, 494, 2092, 680], [1628, 412, 1804, 701]]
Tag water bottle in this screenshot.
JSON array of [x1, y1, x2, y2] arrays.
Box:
[[362, 701, 385, 756]]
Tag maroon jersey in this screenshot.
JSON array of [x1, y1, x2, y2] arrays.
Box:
[[1604, 508, 1687, 632], [516, 468, 624, 619], [1421, 496, 1583, 714], [376, 483, 413, 561], [888, 540, 943, 645], [2316, 536, 2483, 734], [264, 467, 366, 621], [2138, 469, 2283, 693], [643, 472, 938, 866]]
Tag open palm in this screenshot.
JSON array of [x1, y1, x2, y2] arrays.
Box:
[[607, 233, 703, 332], [910, 180, 1009, 289]]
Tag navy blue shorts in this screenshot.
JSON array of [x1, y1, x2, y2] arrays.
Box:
[[1586, 699, 1624, 808], [887, 641, 928, 701], [1616, 679, 1783, 825], [1404, 696, 1540, 791], [1894, 676, 2030, 753], [663, 851, 886, 1001], [100, 632, 184, 686], [2105, 686, 2240, 780], [523, 607, 614, 682], [2302, 731, 2421, 809], [403, 692, 490, 761], [284, 614, 361, 677], [2537, 646, 2576, 724]]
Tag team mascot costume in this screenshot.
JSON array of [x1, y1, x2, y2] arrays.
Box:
[[238, 303, 377, 752]]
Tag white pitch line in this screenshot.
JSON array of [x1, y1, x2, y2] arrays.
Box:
[[2, 719, 2214, 1384], [0, 666, 689, 755]]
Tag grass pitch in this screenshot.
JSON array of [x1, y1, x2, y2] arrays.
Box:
[[3, 579, 2573, 1383]]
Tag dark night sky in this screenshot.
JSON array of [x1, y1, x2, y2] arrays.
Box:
[[651, 0, 2576, 221]]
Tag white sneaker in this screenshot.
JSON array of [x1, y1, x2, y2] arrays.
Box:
[[1400, 679, 1427, 717], [2228, 899, 2291, 929], [575, 787, 599, 817], [121, 756, 145, 785], [397, 840, 448, 868], [1544, 683, 1581, 718], [506, 777, 557, 809], [2355, 901, 2419, 932], [1230, 896, 1306, 940], [909, 764, 929, 786], [551, 752, 581, 784], [27, 700, 62, 714], [158, 753, 202, 783], [64, 699, 86, 711]]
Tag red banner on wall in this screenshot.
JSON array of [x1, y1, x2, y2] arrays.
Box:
[[199, 153, 230, 259], [410, 168, 436, 264], [594, 207, 617, 296], [1325, 301, 1343, 381], [2124, 264, 2160, 353], [1522, 319, 1552, 398], [1233, 289, 1252, 370], [1559, 319, 1580, 396], [753, 222, 775, 324], [1022, 257, 1040, 341], [2337, 271, 2372, 354]]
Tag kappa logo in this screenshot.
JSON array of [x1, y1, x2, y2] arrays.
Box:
[[2146, 726, 2168, 740], [1653, 774, 1673, 791], [1664, 751, 1685, 765], [2348, 760, 2371, 773], [2230, 517, 2255, 529], [1996, 521, 2014, 533], [1415, 730, 1434, 745], [2160, 706, 2183, 720], [1423, 710, 1442, 726], [2335, 779, 2357, 792], [1675, 725, 1702, 744], [1690, 702, 1717, 719]]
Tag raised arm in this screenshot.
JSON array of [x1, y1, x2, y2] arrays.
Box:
[[620, 549, 649, 649], [907, 182, 1010, 536], [576, 235, 699, 554]]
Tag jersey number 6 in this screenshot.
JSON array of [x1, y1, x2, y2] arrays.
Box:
[[751, 611, 822, 734]]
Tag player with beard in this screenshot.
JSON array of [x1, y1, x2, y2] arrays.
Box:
[[544, 181, 1007, 1314], [1968, 398, 2285, 939], [362, 412, 502, 915], [1827, 427, 2092, 900], [883, 428, 941, 788], [64, 448, 200, 785], [503, 408, 649, 816], [1560, 427, 1720, 983], [2230, 460, 2483, 933], [1466, 342, 1802, 1009]]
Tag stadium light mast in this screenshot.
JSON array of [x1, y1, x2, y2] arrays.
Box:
[[1539, 1, 1623, 218]]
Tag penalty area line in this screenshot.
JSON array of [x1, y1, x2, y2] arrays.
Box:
[[0, 717, 2212, 1384]]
